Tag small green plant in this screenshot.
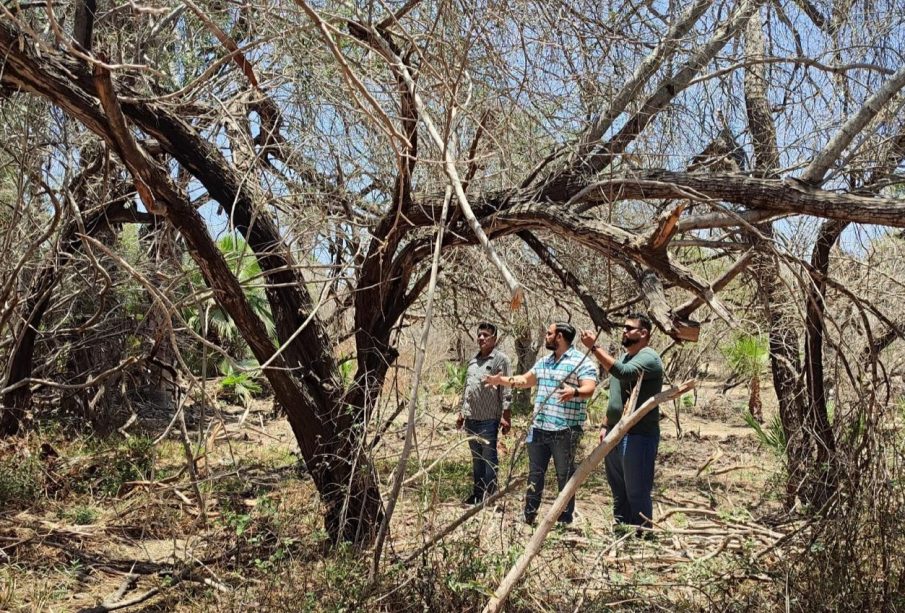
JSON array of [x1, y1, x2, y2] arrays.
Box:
[[0, 453, 42, 508], [743, 410, 786, 457], [587, 394, 608, 423], [722, 333, 769, 421], [681, 392, 695, 408], [440, 362, 468, 395], [338, 356, 356, 390], [320, 543, 370, 606], [67, 505, 99, 525], [224, 510, 254, 537], [435, 539, 507, 606], [220, 361, 263, 407], [381, 456, 473, 502], [80, 435, 155, 497]]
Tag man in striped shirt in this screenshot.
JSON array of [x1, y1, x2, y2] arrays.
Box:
[[485, 322, 598, 524], [457, 322, 512, 504]]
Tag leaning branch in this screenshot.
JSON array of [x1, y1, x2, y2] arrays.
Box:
[[800, 63, 905, 185], [518, 230, 615, 332], [483, 380, 696, 613], [675, 249, 756, 319], [560, 170, 905, 228], [581, 0, 760, 176], [576, 0, 713, 157]]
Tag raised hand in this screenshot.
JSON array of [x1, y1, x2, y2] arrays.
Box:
[[483, 373, 505, 387]]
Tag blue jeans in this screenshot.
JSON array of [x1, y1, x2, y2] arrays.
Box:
[[605, 433, 659, 526], [525, 426, 583, 522], [464, 419, 499, 499]]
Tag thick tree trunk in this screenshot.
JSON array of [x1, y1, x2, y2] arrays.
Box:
[[155, 171, 383, 544], [751, 245, 811, 506], [801, 220, 845, 504], [743, 10, 813, 507], [139, 93, 386, 546]]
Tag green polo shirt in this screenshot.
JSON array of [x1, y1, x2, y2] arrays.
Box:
[[606, 347, 664, 436]]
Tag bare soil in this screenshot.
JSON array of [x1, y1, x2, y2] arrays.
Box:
[[1, 378, 784, 611]]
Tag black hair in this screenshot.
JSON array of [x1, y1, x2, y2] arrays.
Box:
[[554, 322, 576, 343], [625, 312, 652, 333], [477, 322, 497, 336]]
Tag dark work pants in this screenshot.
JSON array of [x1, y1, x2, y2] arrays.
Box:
[[605, 433, 659, 526], [525, 426, 583, 522], [464, 418, 500, 499]]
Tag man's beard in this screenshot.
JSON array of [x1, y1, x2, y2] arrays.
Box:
[[545, 339, 556, 350], [621, 337, 640, 348]]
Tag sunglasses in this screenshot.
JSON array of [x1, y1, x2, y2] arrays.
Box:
[[622, 324, 643, 332]]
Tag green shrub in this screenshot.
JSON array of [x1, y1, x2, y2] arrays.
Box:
[[440, 362, 468, 396], [66, 505, 99, 525], [85, 436, 155, 496], [743, 410, 786, 457], [220, 362, 263, 407], [182, 235, 275, 374], [0, 453, 42, 508]]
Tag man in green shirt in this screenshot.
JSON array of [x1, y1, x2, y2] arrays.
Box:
[[581, 314, 663, 532]]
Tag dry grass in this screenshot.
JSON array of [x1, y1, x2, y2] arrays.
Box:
[[2, 375, 902, 612]]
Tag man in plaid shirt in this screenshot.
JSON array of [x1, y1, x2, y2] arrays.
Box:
[[485, 322, 598, 524]]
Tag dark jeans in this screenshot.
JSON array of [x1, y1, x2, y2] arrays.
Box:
[[605, 433, 659, 526], [525, 426, 583, 523], [464, 418, 499, 499]]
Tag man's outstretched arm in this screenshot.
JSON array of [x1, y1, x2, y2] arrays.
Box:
[[484, 371, 537, 389]]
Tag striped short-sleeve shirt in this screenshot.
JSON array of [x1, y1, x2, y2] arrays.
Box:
[[461, 349, 511, 420], [530, 347, 598, 431]]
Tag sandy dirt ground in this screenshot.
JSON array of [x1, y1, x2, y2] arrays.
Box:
[[2, 377, 784, 611]]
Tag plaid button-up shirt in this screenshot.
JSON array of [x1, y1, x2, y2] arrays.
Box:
[[461, 349, 512, 421], [530, 347, 598, 431]]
